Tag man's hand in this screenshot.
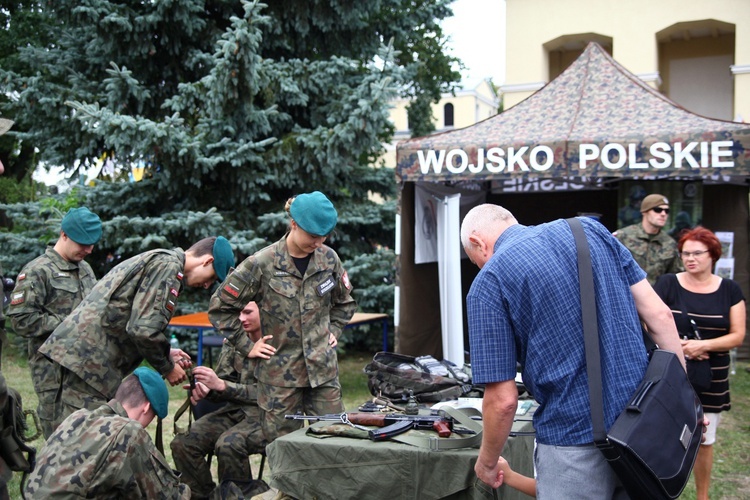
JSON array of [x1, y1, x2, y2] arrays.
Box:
[[475, 457, 504, 489], [249, 335, 277, 360], [192, 366, 226, 392], [170, 348, 193, 369], [475, 380, 518, 488], [328, 332, 337, 348], [183, 381, 210, 405], [166, 363, 187, 386]]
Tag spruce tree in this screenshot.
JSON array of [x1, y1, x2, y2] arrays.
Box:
[[0, 0, 460, 340]]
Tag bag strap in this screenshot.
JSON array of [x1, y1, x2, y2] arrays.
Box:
[[566, 218, 608, 444], [673, 275, 701, 340], [391, 407, 484, 450], [173, 394, 193, 436]]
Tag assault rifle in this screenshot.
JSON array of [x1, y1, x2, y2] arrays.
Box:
[[284, 412, 456, 441]]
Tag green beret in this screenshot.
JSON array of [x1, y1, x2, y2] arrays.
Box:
[[212, 236, 234, 282], [61, 207, 102, 245], [290, 191, 338, 237], [133, 367, 169, 419]]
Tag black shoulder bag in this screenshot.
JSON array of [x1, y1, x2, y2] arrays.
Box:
[[567, 217, 703, 500], [673, 277, 712, 394]]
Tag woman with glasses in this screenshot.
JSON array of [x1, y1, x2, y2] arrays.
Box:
[[653, 227, 746, 500], [208, 192, 357, 444]]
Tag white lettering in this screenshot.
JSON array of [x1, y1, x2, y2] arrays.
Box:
[[628, 143, 648, 169], [579, 144, 599, 169], [414, 141, 736, 177], [674, 142, 700, 169], [469, 149, 484, 173], [601, 144, 626, 170], [417, 150, 446, 174], [530, 145, 554, 171], [701, 142, 709, 168], [445, 149, 468, 174], [486, 147, 505, 173], [649, 142, 672, 168], [712, 140, 734, 167], [506, 147, 530, 172]]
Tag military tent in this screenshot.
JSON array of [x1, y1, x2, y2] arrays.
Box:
[[395, 42, 750, 362]]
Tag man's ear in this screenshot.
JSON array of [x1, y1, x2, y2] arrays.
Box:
[[203, 255, 215, 268], [468, 233, 488, 256]]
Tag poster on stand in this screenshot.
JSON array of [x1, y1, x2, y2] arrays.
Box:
[[715, 231, 734, 259], [715, 258, 735, 280]]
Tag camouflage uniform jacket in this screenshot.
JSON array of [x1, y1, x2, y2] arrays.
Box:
[[8, 245, 96, 380], [0, 262, 7, 497], [208, 341, 259, 419], [39, 249, 185, 399], [24, 401, 189, 499], [208, 235, 356, 388], [616, 223, 683, 285]]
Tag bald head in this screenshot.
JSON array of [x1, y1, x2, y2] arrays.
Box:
[[461, 204, 518, 269]]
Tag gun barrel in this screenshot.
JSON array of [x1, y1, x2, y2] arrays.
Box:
[[283, 412, 453, 439]]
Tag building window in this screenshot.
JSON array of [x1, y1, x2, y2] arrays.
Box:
[[544, 34, 613, 80], [444, 103, 454, 127], [657, 20, 735, 121]]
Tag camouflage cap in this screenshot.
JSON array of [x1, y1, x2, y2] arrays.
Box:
[[61, 207, 102, 245], [640, 194, 669, 213], [290, 191, 338, 236], [133, 367, 169, 419]]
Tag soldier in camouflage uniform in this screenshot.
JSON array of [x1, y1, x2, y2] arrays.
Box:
[[39, 236, 235, 430], [0, 119, 13, 499], [25, 367, 190, 499], [209, 192, 357, 443], [171, 301, 274, 499], [8, 206, 102, 438], [615, 193, 683, 285], [0, 264, 9, 500]]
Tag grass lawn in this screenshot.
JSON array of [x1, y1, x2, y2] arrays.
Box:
[[3, 340, 373, 499], [4, 339, 750, 499]]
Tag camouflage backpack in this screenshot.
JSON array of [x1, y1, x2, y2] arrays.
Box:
[[363, 352, 477, 403]]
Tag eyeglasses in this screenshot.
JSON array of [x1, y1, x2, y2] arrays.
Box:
[[651, 207, 670, 214], [680, 250, 709, 258]]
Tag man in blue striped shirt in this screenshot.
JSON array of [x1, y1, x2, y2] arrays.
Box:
[[461, 204, 684, 499]]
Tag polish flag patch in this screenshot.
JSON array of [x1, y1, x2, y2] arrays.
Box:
[[223, 283, 240, 298]]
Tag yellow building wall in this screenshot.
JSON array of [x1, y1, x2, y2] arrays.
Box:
[[503, 0, 750, 121], [382, 80, 499, 169]]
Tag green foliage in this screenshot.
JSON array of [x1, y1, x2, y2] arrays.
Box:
[[0, 176, 39, 205], [339, 247, 396, 352], [0, 0, 460, 347], [0, 0, 50, 182]]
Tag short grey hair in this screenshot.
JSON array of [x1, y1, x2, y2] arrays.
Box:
[[460, 204, 517, 248]]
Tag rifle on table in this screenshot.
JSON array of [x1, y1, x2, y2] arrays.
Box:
[[285, 412, 458, 441]]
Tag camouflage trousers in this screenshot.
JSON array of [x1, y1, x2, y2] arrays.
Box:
[[257, 378, 344, 443], [28, 339, 61, 439], [52, 367, 108, 435], [170, 403, 265, 500]]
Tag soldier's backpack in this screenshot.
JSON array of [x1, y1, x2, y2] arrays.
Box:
[[0, 387, 38, 499], [363, 352, 477, 403]]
